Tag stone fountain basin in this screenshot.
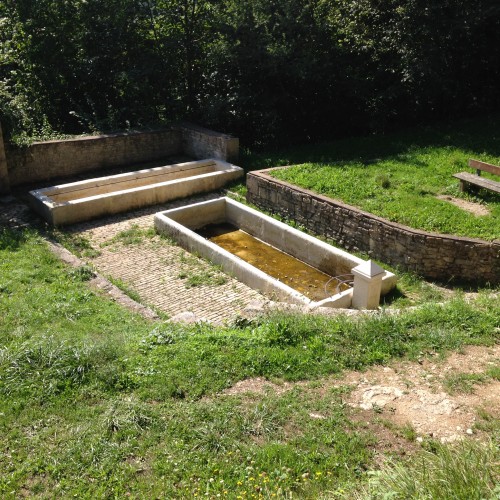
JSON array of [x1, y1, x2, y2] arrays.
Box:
[[29, 159, 243, 226], [154, 197, 396, 308]]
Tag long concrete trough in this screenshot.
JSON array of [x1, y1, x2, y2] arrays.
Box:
[[29, 159, 243, 226], [154, 197, 397, 309]]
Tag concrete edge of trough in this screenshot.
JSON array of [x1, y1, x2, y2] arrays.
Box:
[[154, 197, 397, 309]]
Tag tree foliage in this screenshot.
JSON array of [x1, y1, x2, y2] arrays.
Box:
[[0, 0, 499, 146]]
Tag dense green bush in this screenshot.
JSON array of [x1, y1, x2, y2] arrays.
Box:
[[1, 0, 499, 146]]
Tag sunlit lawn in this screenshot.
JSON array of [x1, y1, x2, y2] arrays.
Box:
[[1, 227, 499, 497], [241, 116, 500, 240]]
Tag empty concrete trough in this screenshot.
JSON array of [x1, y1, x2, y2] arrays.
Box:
[[29, 159, 243, 226]]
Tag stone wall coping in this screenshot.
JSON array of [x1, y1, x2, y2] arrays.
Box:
[[249, 168, 500, 247], [5, 124, 236, 150], [6, 128, 174, 149]]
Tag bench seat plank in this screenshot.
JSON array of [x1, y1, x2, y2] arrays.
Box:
[[453, 172, 500, 193], [468, 159, 500, 176]]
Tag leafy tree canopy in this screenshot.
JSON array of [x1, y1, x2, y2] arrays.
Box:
[[1, 0, 499, 146]]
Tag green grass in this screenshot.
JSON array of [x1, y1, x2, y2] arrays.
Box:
[[102, 224, 156, 247], [474, 408, 500, 435], [443, 372, 488, 395], [443, 362, 500, 394], [1, 227, 499, 497], [361, 440, 499, 500], [108, 276, 143, 303], [177, 252, 228, 288], [177, 268, 228, 288], [47, 229, 101, 258], [486, 364, 500, 380], [240, 116, 500, 240]]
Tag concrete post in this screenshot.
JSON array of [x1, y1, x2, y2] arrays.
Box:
[[351, 260, 385, 310], [0, 122, 10, 194]]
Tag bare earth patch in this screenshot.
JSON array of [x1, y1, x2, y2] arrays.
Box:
[[437, 195, 490, 216], [223, 345, 500, 446], [344, 345, 500, 443]]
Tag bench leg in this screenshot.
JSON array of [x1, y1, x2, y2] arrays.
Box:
[[459, 180, 480, 194]]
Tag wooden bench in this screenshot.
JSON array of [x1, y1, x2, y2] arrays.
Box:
[[453, 159, 500, 194]]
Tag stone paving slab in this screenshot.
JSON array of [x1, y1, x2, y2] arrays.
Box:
[[67, 193, 265, 324], [1, 193, 265, 324]]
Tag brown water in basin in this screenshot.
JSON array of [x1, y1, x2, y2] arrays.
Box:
[[197, 223, 350, 301]]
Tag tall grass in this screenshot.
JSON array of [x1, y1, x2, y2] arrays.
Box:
[[360, 440, 499, 500]]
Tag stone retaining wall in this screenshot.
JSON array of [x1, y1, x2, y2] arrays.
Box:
[[247, 169, 500, 285], [1, 123, 238, 188]]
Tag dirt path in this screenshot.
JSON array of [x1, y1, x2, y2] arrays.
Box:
[[436, 195, 490, 216]]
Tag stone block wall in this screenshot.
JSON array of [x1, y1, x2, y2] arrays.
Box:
[[6, 129, 182, 186], [1, 123, 238, 188], [247, 169, 500, 285]]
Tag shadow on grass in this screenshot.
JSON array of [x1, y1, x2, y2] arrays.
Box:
[[0, 227, 30, 251], [380, 286, 408, 307], [241, 114, 500, 171]]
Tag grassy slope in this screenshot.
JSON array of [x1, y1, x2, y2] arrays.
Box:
[[1, 228, 499, 497], [240, 116, 500, 240]]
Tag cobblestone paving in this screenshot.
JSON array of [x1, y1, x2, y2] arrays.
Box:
[[66, 193, 264, 324], [0, 196, 40, 229]]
